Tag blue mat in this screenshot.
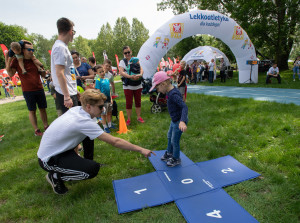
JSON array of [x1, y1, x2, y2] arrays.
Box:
[[187, 85, 300, 106], [196, 155, 260, 187], [113, 172, 173, 214], [148, 150, 194, 171], [176, 189, 259, 223], [113, 151, 260, 221], [157, 164, 219, 200]]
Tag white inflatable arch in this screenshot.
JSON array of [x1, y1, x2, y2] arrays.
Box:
[[138, 10, 258, 83], [182, 45, 230, 66]]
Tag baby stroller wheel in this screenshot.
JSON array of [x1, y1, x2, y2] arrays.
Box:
[[151, 104, 162, 113]]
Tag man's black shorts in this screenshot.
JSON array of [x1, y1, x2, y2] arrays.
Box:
[[55, 90, 78, 114], [23, 89, 47, 111]]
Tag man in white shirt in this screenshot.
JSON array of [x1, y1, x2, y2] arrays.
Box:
[[51, 17, 78, 113], [266, 63, 281, 84], [38, 89, 155, 195], [208, 59, 215, 83]]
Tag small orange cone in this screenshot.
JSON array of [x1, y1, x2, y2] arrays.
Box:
[[117, 111, 130, 134]]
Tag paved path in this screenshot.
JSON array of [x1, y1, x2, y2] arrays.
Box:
[[187, 85, 300, 106]]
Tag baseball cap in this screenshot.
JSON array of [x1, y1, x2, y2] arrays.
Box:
[[149, 71, 170, 92]]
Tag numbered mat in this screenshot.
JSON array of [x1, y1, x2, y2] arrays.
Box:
[[113, 172, 173, 214], [113, 151, 260, 222], [148, 150, 195, 171], [196, 155, 260, 187], [157, 165, 219, 200], [176, 189, 259, 223]]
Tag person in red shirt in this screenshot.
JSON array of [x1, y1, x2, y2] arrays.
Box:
[[6, 41, 49, 136]]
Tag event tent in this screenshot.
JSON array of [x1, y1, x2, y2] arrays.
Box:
[[182, 46, 230, 66]]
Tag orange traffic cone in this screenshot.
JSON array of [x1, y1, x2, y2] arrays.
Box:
[[117, 111, 130, 134]]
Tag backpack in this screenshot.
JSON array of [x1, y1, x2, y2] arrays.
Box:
[[121, 58, 142, 86], [112, 100, 118, 120]]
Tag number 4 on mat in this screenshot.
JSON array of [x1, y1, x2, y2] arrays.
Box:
[[206, 210, 222, 219]]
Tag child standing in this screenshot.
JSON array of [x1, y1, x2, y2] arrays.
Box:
[[177, 61, 187, 102], [95, 65, 113, 133], [103, 59, 116, 95], [149, 71, 188, 167]]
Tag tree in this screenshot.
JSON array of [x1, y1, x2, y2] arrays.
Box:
[[72, 35, 92, 59], [0, 22, 28, 69], [93, 23, 114, 65], [157, 0, 300, 69], [130, 18, 149, 57], [27, 33, 55, 70], [113, 17, 132, 63]]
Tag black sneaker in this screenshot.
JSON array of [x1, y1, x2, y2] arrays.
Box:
[[161, 151, 173, 161], [46, 173, 68, 195], [167, 157, 181, 167]]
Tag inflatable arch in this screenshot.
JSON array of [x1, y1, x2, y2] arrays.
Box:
[[138, 10, 258, 83], [182, 46, 230, 66]]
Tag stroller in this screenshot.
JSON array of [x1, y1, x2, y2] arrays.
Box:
[[150, 91, 167, 113]]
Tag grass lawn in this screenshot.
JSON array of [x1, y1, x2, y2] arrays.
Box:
[[0, 81, 299, 223]]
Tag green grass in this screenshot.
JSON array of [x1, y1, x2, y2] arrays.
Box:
[[0, 82, 299, 222]]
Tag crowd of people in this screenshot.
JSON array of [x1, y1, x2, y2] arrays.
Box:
[[2, 16, 299, 196]]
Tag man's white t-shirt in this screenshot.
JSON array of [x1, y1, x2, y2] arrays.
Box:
[[208, 62, 215, 71], [51, 40, 77, 96], [268, 67, 279, 75], [119, 59, 142, 90], [37, 106, 104, 162]]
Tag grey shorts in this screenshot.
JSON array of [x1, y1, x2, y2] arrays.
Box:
[[178, 86, 185, 96], [101, 102, 113, 115]]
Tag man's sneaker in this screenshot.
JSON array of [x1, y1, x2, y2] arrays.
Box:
[[126, 119, 131, 126], [137, 117, 145, 123], [167, 157, 181, 167], [0, 135, 4, 138], [46, 173, 68, 195], [161, 151, 173, 161], [34, 129, 43, 136], [104, 127, 111, 133]]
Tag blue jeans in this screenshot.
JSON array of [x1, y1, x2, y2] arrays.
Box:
[[293, 66, 299, 79], [2, 86, 10, 97], [167, 120, 183, 159]]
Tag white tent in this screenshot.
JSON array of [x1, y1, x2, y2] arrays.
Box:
[[182, 46, 230, 66]]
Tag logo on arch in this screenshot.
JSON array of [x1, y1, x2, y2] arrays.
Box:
[[169, 23, 184, 39], [232, 26, 244, 40]]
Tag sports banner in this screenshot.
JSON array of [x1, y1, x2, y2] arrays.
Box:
[[0, 44, 8, 57], [137, 10, 258, 83]]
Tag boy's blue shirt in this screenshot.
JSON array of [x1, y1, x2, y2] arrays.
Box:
[[167, 88, 188, 123], [95, 77, 111, 102]]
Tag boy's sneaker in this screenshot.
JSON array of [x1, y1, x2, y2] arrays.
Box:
[[46, 173, 68, 195], [109, 123, 117, 129], [126, 119, 131, 126], [167, 157, 181, 167], [34, 129, 43, 136], [161, 151, 173, 161], [104, 127, 111, 133], [137, 117, 145, 123]]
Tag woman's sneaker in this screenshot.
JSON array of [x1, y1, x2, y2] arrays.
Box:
[[161, 151, 173, 161], [46, 173, 68, 195], [167, 157, 181, 167]]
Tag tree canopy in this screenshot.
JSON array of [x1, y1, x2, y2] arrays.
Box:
[[158, 0, 300, 69]]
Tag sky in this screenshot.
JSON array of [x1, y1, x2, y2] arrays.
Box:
[[0, 0, 175, 40]]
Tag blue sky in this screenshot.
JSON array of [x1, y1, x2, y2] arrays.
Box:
[[1, 0, 175, 39]]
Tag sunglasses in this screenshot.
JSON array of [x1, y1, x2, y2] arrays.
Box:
[[98, 104, 104, 110], [72, 30, 76, 35], [124, 51, 131, 55], [25, 48, 35, 52]]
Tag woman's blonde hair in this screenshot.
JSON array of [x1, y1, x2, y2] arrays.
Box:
[[81, 89, 107, 107]]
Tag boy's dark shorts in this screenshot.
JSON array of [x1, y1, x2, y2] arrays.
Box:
[[23, 89, 47, 111]]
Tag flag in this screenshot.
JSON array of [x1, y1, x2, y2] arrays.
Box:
[[115, 54, 120, 72], [0, 44, 8, 57], [92, 51, 95, 58], [48, 50, 51, 55]]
